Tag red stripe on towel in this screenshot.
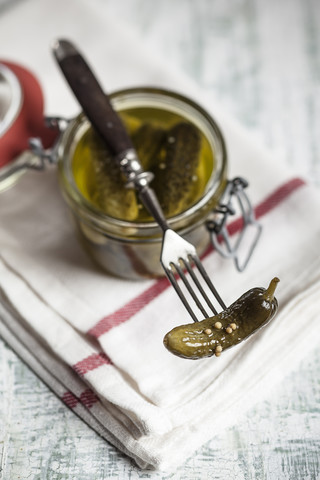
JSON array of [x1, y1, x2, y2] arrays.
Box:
[[73, 352, 112, 376], [61, 388, 99, 409], [80, 388, 99, 409], [255, 177, 305, 219], [226, 177, 306, 237], [88, 177, 306, 339], [88, 276, 169, 338], [61, 391, 79, 409]]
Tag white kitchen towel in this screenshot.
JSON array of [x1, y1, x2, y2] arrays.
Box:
[[1, 0, 320, 471]]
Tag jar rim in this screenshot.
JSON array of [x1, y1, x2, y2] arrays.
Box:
[[58, 86, 228, 238]]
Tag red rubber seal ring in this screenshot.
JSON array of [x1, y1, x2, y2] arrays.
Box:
[[0, 60, 58, 168]]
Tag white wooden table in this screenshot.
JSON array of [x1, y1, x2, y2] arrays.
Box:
[[1, 0, 320, 478]]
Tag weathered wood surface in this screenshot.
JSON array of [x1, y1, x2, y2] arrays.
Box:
[[1, 340, 319, 479], [1, 0, 320, 478]]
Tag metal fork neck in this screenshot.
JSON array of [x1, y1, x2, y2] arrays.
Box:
[[116, 148, 170, 233], [139, 186, 171, 232]]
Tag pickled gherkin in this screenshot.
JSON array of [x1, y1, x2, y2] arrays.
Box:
[[163, 277, 280, 359], [72, 106, 215, 221], [151, 122, 201, 217], [76, 130, 139, 220], [132, 123, 166, 172]]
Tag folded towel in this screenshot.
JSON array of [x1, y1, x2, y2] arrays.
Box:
[[1, 0, 320, 470]]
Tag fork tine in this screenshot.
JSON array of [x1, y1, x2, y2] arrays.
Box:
[[174, 263, 211, 318], [182, 259, 219, 316], [161, 229, 226, 321], [165, 268, 199, 322], [191, 255, 227, 310]]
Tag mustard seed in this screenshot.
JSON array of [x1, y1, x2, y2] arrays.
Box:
[[215, 345, 222, 357]]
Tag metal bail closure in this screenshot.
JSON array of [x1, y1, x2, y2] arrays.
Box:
[[0, 116, 68, 189], [206, 177, 262, 272]]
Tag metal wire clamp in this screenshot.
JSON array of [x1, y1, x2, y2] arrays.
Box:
[[206, 177, 262, 272]]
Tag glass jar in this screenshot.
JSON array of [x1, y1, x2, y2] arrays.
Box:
[[58, 87, 228, 280]]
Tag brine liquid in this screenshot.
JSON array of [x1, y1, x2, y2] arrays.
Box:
[[72, 107, 215, 221]]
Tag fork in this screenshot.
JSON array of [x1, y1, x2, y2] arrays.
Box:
[[53, 39, 227, 322]]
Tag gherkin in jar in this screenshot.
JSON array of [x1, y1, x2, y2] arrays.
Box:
[[72, 107, 215, 222], [81, 130, 139, 220], [132, 122, 166, 172], [151, 122, 202, 218]]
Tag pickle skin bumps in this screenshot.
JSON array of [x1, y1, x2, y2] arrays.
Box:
[[163, 278, 280, 359], [151, 122, 201, 218], [88, 130, 139, 220]]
